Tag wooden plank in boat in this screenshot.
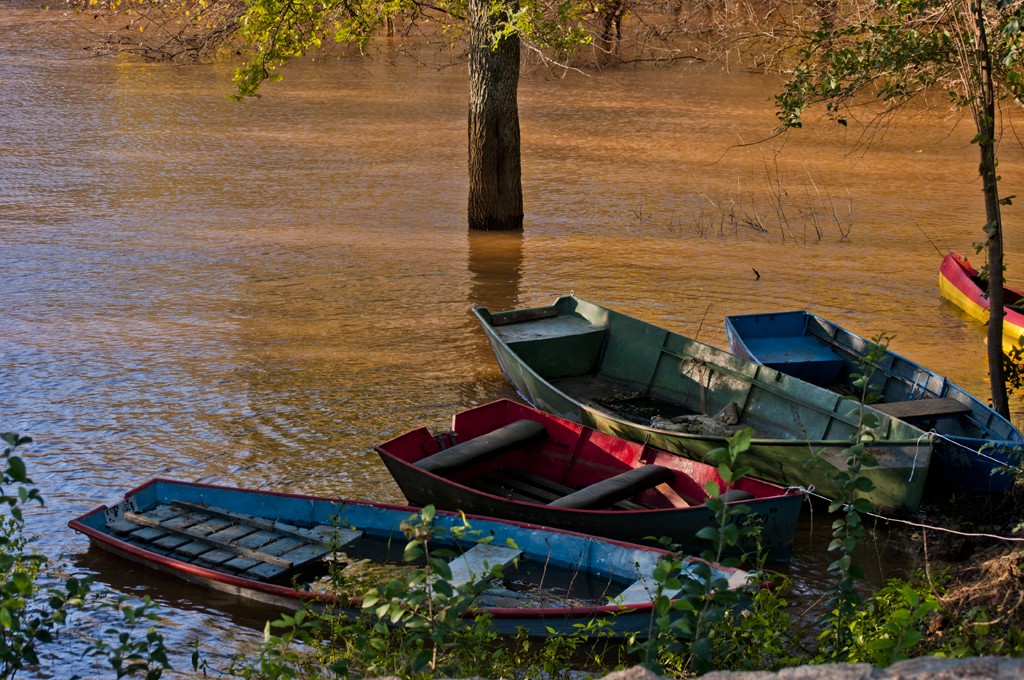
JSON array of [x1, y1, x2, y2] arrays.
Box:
[[115, 501, 362, 582], [490, 307, 559, 326], [171, 501, 354, 549], [448, 543, 522, 587], [124, 512, 300, 570], [205, 523, 261, 544], [134, 504, 207, 532], [191, 547, 239, 567], [503, 468, 573, 500], [504, 468, 651, 511], [152, 534, 195, 552], [871, 397, 971, 420]]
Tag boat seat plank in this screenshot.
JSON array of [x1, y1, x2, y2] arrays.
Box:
[[744, 336, 846, 386], [490, 307, 559, 326], [247, 562, 291, 581], [189, 519, 234, 537], [475, 467, 655, 510], [548, 465, 676, 509], [108, 516, 152, 537], [124, 526, 169, 543], [205, 523, 260, 544], [871, 397, 971, 420], [503, 468, 574, 498], [415, 419, 547, 474], [448, 543, 522, 587], [471, 478, 543, 504]]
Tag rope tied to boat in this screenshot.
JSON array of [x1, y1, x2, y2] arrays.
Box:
[[908, 431, 935, 482], [797, 482, 1024, 543], [782, 485, 818, 528], [926, 430, 1024, 472]]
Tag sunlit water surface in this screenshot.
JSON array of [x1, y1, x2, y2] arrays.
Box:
[[3, 3, 1024, 675]]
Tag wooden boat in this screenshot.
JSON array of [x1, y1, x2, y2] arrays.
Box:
[[724, 310, 1023, 493], [472, 295, 933, 514], [375, 399, 805, 562], [939, 250, 1024, 354], [69, 478, 749, 637]]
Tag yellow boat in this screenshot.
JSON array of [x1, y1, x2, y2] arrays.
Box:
[[939, 251, 1024, 353]]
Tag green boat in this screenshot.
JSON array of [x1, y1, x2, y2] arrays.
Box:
[[472, 295, 933, 514]]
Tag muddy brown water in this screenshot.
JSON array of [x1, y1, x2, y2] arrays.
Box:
[[3, 3, 1024, 675]]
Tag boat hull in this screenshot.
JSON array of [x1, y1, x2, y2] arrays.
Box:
[[939, 251, 1024, 354], [473, 296, 933, 514], [70, 479, 747, 637], [724, 309, 1022, 493], [375, 399, 804, 562]]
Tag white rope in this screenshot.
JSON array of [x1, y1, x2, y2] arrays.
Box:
[[793, 483, 1024, 542], [907, 431, 935, 481], [927, 429, 1023, 470]]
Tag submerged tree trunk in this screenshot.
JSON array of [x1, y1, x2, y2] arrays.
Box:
[[467, 0, 524, 231], [973, 0, 1010, 417]]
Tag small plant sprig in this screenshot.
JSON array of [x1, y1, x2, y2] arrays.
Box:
[[359, 505, 505, 675], [633, 427, 763, 675], [233, 505, 521, 679], [818, 334, 890, 663], [0, 433, 87, 678], [82, 595, 172, 679]]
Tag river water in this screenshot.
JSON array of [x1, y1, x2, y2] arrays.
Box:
[[3, 2, 1024, 676]]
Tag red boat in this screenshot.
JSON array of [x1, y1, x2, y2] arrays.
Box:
[[375, 399, 805, 562], [939, 251, 1024, 352]]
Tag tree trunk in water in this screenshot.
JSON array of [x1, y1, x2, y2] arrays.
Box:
[[973, 0, 1010, 417], [467, 0, 523, 231]]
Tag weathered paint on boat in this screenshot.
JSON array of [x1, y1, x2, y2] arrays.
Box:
[[472, 296, 933, 514], [69, 478, 748, 637], [939, 251, 1024, 354], [375, 398, 805, 562], [724, 309, 1022, 493]]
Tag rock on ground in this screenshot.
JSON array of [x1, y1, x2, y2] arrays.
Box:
[[695, 656, 1024, 679]]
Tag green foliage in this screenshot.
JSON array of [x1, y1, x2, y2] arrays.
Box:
[[0, 433, 173, 678], [82, 596, 172, 679], [775, 0, 1024, 131], [232, 0, 422, 98], [493, 0, 592, 55], [843, 579, 941, 665], [631, 427, 767, 676], [816, 335, 891, 663], [229, 505, 577, 679], [707, 573, 805, 671], [0, 432, 86, 677], [233, 0, 591, 98]]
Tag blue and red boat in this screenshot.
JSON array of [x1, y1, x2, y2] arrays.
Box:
[[69, 478, 750, 637]]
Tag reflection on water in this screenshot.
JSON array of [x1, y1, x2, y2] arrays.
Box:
[[468, 230, 526, 312], [3, 4, 1024, 670]]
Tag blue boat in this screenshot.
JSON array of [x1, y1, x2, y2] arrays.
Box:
[[724, 310, 1022, 492], [69, 478, 749, 637]]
